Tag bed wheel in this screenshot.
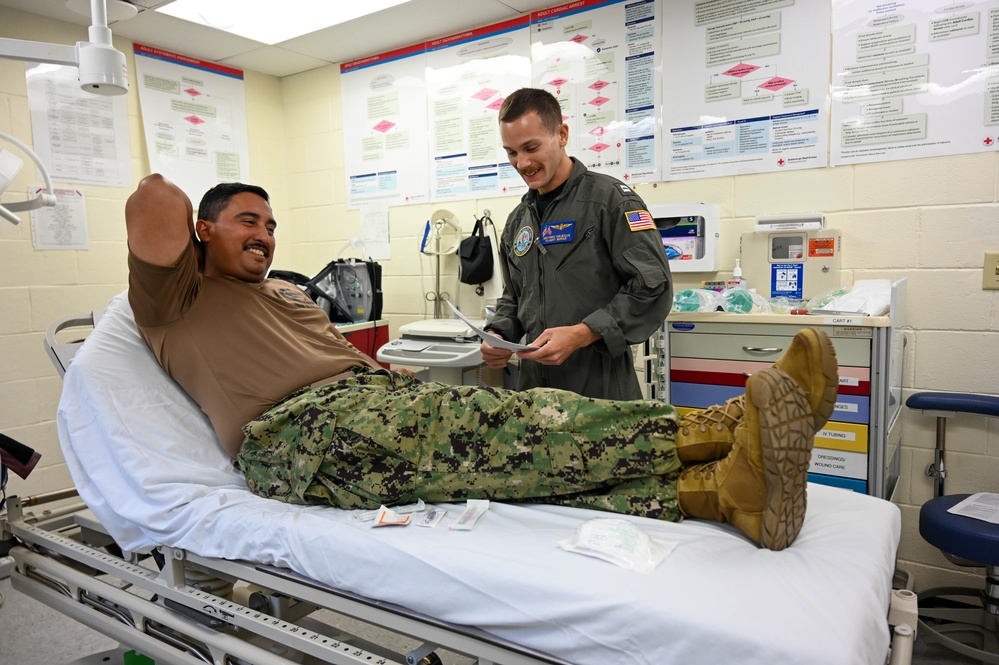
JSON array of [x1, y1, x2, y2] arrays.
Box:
[[406, 643, 443, 665]]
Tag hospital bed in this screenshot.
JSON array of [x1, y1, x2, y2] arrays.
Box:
[[2, 291, 915, 665]]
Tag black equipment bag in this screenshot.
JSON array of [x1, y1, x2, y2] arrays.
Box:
[[458, 217, 493, 285], [270, 259, 383, 324]]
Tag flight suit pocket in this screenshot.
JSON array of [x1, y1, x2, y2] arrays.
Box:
[[621, 243, 668, 289]]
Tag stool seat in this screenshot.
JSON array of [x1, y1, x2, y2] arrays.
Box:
[[920, 494, 999, 567], [906, 392, 999, 417]]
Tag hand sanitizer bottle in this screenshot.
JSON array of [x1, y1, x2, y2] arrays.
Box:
[[728, 259, 747, 289]]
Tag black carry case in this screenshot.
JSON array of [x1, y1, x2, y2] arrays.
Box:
[[270, 259, 383, 324], [309, 258, 383, 324]]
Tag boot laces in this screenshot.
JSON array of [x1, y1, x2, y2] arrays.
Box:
[[680, 463, 716, 481], [681, 396, 744, 434]]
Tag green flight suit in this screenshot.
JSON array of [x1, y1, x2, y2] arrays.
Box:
[[487, 158, 673, 400]]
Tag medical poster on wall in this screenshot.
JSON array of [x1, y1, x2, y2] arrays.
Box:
[[25, 64, 132, 188], [425, 17, 533, 202], [132, 43, 250, 206], [830, 0, 999, 166], [341, 44, 431, 210], [661, 0, 830, 180], [531, 0, 662, 184]]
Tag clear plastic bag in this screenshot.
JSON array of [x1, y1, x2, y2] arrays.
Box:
[[558, 518, 677, 573], [721, 288, 772, 314], [673, 288, 724, 312]]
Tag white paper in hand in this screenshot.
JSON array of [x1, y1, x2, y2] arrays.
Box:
[[447, 301, 538, 351]]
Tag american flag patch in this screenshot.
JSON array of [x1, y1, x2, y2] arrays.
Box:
[[625, 209, 656, 232]]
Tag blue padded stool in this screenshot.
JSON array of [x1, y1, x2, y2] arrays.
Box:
[[907, 392, 999, 664]]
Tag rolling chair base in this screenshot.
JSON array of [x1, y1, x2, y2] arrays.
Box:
[[918, 586, 999, 665]]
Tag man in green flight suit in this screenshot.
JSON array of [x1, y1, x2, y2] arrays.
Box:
[[482, 87, 672, 400]]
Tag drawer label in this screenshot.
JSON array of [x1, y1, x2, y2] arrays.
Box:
[[817, 429, 856, 442], [670, 323, 695, 331], [810, 449, 868, 478], [832, 325, 873, 338]]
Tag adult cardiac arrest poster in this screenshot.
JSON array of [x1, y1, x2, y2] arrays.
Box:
[[133, 44, 250, 206], [662, 0, 830, 179], [531, 0, 662, 184], [425, 17, 532, 202], [341, 44, 431, 209], [830, 0, 999, 165]]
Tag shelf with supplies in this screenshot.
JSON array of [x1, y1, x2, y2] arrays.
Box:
[[645, 280, 906, 500]]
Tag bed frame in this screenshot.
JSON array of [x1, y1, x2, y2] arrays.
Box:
[[4, 490, 569, 665]]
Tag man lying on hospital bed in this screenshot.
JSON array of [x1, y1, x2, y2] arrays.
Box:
[[124, 173, 838, 552]]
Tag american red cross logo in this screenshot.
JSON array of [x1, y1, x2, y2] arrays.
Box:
[[985, 137, 994, 146], [777, 159, 785, 166]]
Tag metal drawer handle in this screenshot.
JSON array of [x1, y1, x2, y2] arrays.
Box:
[[742, 346, 783, 353]]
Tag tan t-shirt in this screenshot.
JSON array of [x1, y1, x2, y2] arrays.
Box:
[[128, 242, 379, 456]]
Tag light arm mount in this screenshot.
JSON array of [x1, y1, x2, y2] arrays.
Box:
[[0, 0, 128, 95], [0, 131, 58, 226]]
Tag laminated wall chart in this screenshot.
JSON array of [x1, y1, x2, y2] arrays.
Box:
[[338, 0, 995, 201], [425, 17, 532, 202], [132, 44, 250, 206], [830, 0, 999, 165], [531, 0, 661, 184], [662, 0, 831, 179], [341, 44, 431, 209], [25, 64, 131, 187]]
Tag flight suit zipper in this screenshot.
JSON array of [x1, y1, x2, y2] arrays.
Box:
[[528, 201, 545, 329], [555, 227, 596, 273]]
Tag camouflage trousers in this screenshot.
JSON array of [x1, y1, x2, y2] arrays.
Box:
[[236, 368, 683, 521]]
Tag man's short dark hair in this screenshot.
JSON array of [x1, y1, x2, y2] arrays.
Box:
[[197, 182, 270, 222], [498, 88, 563, 134]]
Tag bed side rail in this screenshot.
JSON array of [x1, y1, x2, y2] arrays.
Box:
[[44, 309, 103, 377]]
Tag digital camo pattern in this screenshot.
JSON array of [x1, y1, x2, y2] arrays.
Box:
[[237, 368, 683, 522]]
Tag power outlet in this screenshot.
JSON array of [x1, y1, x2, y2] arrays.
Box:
[[985, 252, 999, 290]]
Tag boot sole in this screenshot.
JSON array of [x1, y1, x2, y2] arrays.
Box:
[[777, 328, 839, 432], [750, 367, 815, 551]]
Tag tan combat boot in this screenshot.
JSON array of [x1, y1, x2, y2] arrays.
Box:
[[773, 328, 839, 430], [677, 367, 817, 551], [675, 396, 743, 463]]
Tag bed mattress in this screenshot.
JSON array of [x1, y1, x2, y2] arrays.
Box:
[[56, 292, 902, 665]]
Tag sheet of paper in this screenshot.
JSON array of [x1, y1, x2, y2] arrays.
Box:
[[447, 301, 538, 351], [360, 201, 391, 260], [383, 338, 436, 352], [947, 492, 999, 524], [25, 64, 132, 187], [30, 187, 89, 250]]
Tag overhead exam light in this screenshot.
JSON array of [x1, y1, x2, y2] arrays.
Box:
[[0, 132, 58, 226], [0, 0, 129, 224], [0, 0, 129, 96]]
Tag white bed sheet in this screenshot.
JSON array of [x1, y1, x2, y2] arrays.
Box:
[[57, 292, 902, 665]]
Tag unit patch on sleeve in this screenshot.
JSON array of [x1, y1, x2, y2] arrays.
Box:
[[540, 220, 575, 245], [625, 209, 656, 232]]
